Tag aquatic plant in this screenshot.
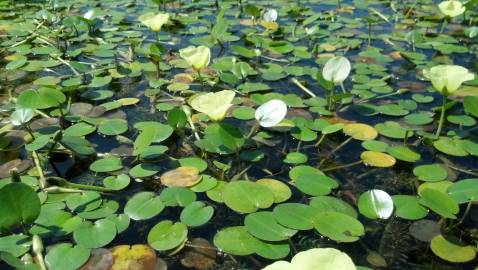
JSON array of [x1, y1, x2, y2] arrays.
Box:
[[189, 90, 235, 122], [0, 0, 478, 269], [423, 65, 474, 137]]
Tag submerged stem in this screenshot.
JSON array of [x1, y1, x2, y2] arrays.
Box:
[[323, 160, 363, 172], [319, 136, 353, 168]]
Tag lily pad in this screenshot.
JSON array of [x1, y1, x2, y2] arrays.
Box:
[[244, 211, 297, 241], [0, 183, 41, 231], [358, 189, 394, 219], [73, 219, 117, 248], [360, 151, 396, 167], [314, 212, 365, 242], [430, 235, 476, 263], [180, 201, 214, 227], [147, 220, 188, 251], [124, 192, 164, 221], [160, 166, 201, 187], [222, 181, 274, 213], [343, 123, 378, 141], [419, 189, 459, 219], [45, 243, 91, 270]]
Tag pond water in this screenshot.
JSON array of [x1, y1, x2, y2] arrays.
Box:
[[1, 0, 478, 269]]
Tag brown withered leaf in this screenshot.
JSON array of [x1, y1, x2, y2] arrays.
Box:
[[160, 166, 201, 187]]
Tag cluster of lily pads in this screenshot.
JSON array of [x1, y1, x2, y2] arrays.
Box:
[[1, 0, 478, 269]]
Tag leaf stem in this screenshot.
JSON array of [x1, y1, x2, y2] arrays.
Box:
[[319, 136, 353, 168], [291, 78, 317, 97], [322, 160, 363, 172], [435, 95, 447, 139], [32, 151, 47, 189]]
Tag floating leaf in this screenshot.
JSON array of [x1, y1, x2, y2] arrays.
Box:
[[98, 119, 128, 136], [358, 189, 394, 219], [124, 192, 164, 221], [314, 212, 364, 242], [256, 179, 292, 203], [160, 166, 201, 187], [110, 245, 158, 270], [213, 226, 257, 256], [419, 189, 459, 219], [147, 220, 188, 251], [343, 123, 377, 141], [180, 201, 214, 227], [413, 164, 448, 182], [222, 181, 274, 213], [392, 195, 428, 220], [262, 248, 356, 270], [45, 243, 91, 270], [0, 183, 41, 231], [447, 178, 478, 204], [73, 219, 117, 248], [430, 235, 476, 263], [273, 203, 319, 230], [89, 156, 123, 173], [244, 211, 297, 241], [360, 151, 396, 167]]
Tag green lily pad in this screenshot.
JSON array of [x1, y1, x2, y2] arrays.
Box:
[[283, 152, 308, 164], [314, 212, 365, 242], [430, 235, 476, 263], [66, 191, 102, 212], [159, 187, 196, 207], [180, 201, 214, 227], [103, 174, 130, 190], [433, 138, 468, 157], [73, 219, 117, 248], [129, 163, 160, 178], [0, 234, 31, 257], [124, 192, 165, 220], [273, 203, 319, 230], [419, 189, 459, 219], [89, 156, 123, 173], [244, 211, 297, 241], [213, 226, 257, 256], [45, 243, 90, 270], [358, 189, 394, 219], [392, 195, 428, 220], [222, 181, 274, 213], [256, 179, 292, 203], [309, 196, 357, 218], [147, 220, 188, 251], [447, 178, 478, 204], [0, 183, 41, 231], [413, 164, 448, 182], [98, 119, 128, 136], [386, 145, 420, 163]]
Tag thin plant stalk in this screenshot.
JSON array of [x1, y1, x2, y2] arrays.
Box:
[[246, 122, 259, 138], [319, 136, 353, 168], [196, 70, 203, 83], [439, 18, 448, 34], [314, 133, 327, 147], [435, 95, 447, 138], [32, 151, 47, 189], [339, 82, 346, 93], [323, 160, 363, 172], [291, 78, 317, 97]]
